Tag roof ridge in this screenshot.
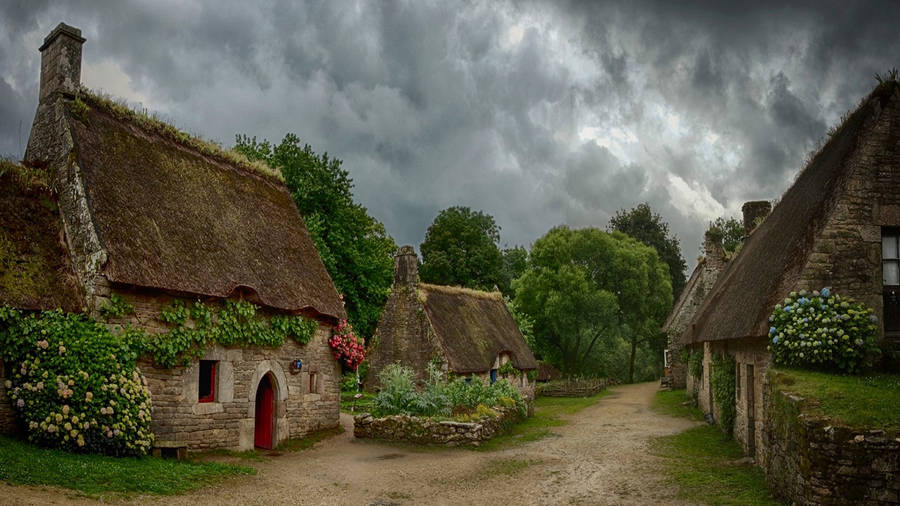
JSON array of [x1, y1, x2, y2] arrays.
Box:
[[75, 87, 284, 184], [417, 282, 502, 300]]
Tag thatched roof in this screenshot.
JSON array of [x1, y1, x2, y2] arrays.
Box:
[[680, 81, 899, 345], [66, 95, 345, 319], [0, 160, 82, 312], [418, 283, 537, 373]]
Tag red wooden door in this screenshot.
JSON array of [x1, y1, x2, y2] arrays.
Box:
[[254, 375, 274, 449]]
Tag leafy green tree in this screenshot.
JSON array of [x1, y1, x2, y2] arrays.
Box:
[[499, 246, 528, 297], [609, 203, 686, 298], [419, 207, 503, 291], [514, 226, 672, 381], [234, 134, 396, 338], [707, 216, 744, 255]]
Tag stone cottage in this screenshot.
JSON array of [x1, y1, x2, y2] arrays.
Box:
[[366, 246, 537, 396], [661, 228, 728, 388], [679, 79, 900, 464], [0, 23, 347, 451]]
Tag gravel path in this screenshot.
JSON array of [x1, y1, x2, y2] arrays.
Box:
[[1, 382, 699, 505]]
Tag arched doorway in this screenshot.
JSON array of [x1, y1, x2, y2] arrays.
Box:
[[254, 374, 275, 449]]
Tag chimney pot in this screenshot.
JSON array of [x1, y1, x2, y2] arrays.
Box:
[[38, 23, 86, 103], [741, 200, 771, 237], [394, 245, 418, 287]]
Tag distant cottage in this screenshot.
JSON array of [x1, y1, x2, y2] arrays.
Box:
[[366, 246, 537, 395], [680, 79, 900, 463], [0, 23, 346, 451]]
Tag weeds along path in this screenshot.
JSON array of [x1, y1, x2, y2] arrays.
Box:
[[1, 382, 699, 505]]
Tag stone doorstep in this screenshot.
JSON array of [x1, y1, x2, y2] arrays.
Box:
[[152, 440, 188, 460]]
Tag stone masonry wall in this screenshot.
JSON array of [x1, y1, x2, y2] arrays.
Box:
[[101, 284, 339, 451], [765, 388, 900, 505], [797, 89, 900, 369], [365, 284, 444, 389], [353, 406, 523, 447], [728, 338, 771, 465]]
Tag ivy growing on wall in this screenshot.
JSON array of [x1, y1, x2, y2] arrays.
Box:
[[710, 353, 736, 437], [686, 349, 703, 380], [140, 299, 318, 369]]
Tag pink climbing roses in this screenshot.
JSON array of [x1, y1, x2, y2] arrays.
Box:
[[329, 319, 365, 371]]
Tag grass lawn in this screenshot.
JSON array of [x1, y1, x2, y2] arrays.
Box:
[[651, 388, 704, 422], [651, 389, 782, 505], [340, 390, 376, 414], [477, 390, 611, 451], [770, 368, 900, 430], [0, 435, 253, 497]]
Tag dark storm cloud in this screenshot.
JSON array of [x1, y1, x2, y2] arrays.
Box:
[[1, 0, 898, 271]]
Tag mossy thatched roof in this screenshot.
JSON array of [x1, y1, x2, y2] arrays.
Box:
[[66, 99, 345, 319], [0, 160, 82, 312], [418, 283, 537, 373], [680, 81, 900, 345]]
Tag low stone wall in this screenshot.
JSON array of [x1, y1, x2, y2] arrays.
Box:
[[765, 389, 900, 505], [537, 378, 612, 397], [353, 406, 522, 447]]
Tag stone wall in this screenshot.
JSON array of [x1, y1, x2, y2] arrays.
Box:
[[353, 406, 522, 447], [103, 285, 340, 451], [765, 388, 900, 505], [365, 283, 444, 389], [536, 378, 611, 397]]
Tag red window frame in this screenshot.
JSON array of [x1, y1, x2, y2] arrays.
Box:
[[199, 361, 216, 403]]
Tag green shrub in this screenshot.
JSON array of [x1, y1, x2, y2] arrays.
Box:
[[710, 353, 736, 437], [372, 363, 417, 416], [768, 288, 879, 373], [0, 307, 152, 456], [340, 372, 358, 392], [371, 363, 525, 418]]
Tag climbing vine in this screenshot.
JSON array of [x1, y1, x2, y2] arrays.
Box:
[[99, 294, 134, 319], [687, 349, 703, 380], [498, 361, 520, 377], [710, 353, 736, 437], [141, 299, 317, 369]]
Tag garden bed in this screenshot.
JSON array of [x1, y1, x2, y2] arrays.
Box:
[[353, 405, 523, 447]]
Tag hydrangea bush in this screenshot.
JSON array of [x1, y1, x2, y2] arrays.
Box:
[[768, 288, 880, 373], [0, 307, 153, 455]]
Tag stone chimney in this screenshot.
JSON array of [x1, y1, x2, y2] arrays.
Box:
[[37, 23, 85, 103], [702, 229, 726, 269], [394, 245, 418, 287], [741, 200, 771, 237]]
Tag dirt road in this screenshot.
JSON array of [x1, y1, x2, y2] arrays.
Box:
[[2, 382, 699, 505]]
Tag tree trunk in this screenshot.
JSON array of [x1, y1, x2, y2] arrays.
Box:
[[628, 337, 637, 383]]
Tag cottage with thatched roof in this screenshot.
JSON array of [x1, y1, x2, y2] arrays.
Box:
[[0, 23, 346, 451], [660, 230, 728, 389], [366, 246, 537, 395], [680, 79, 900, 463]]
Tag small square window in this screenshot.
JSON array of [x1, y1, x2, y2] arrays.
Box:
[[198, 360, 217, 403], [309, 372, 318, 394]]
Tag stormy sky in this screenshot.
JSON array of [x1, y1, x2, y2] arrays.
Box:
[[2, 1, 898, 272]]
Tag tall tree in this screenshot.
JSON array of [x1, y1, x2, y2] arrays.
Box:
[[514, 226, 672, 381], [707, 216, 744, 255], [499, 246, 528, 297], [234, 134, 396, 338], [609, 203, 687, 298], [419, 206, 503, 291]]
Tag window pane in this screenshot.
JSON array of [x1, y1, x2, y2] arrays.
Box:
[[884, 261, 900, 285], [884, 234, 899, 260]]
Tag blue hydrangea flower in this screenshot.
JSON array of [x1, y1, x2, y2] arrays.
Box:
[[821, 287, 831, 298], [869, 314, 878, 323], [769, 326, 776, 335], [772, 336, 780, 344]]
